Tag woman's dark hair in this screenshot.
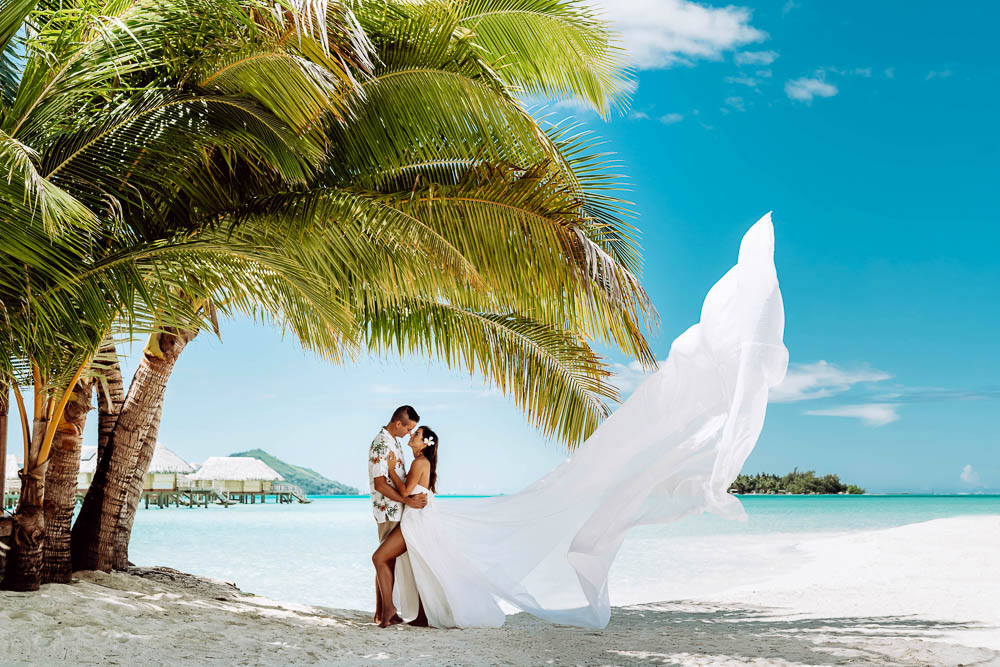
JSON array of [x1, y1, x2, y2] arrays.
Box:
[[419, 426, 439, 493]]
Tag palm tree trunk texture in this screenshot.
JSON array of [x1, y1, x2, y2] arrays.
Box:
[[3, 419, 49, 591], [41, 378, 92, 584], [72, 327, 196, 572], [96, 341, 125, 461], [111, 402, 162, 570]]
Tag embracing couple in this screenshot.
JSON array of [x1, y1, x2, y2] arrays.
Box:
[[368, 405, 433, 628], [362, 216, 787, 630], [369, 404, 507, 629]]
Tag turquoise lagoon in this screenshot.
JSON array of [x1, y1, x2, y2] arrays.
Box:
[[127, 495, 1000, 612]]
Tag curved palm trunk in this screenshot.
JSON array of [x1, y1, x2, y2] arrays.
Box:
[[72, 327, 196, 572], [3, 420, 49, 591], [41, 379, 92, 584], [111, 403, 162, 570], [96, 341, 125, 460]]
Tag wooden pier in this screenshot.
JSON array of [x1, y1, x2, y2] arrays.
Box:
[[4, 483, 310, 512], [139, 483, 310, 509]]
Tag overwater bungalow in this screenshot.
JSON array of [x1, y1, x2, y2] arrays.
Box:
[[145, 446, 196, 490], [183, 457, 308, 504], [184, 456, 281, 493], [78, 444, 194, 494]]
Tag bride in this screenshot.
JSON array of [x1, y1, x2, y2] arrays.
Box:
[[373, 213, 788, 629]]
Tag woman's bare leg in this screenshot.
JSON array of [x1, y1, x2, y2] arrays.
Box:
[[372, 527, 407, 628]]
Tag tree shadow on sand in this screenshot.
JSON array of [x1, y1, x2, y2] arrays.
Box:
[[530, 601, 999, 666]]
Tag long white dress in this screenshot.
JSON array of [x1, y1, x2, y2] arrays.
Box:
[[393, 213, 788, 629]]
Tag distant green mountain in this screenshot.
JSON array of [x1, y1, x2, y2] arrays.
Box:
[[230, 449, 360, 496]]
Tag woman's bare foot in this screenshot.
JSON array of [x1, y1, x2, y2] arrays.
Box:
[[407, 616, 429, 627], [379, 613, 404, 628]]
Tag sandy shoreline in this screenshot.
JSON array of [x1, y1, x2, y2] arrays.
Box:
[[2, 516, 998, 666]]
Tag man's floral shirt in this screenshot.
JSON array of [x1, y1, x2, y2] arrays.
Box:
[[368, 428, 406, 523]]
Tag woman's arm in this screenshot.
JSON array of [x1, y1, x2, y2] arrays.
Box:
[[387, 456, 406, 494]]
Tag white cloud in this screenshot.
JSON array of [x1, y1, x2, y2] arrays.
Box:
[[551, 97, 600, 114], [785, 75, 838, 103], [610, 360, 657, 395], [734, 50, 778, 66], [781, 0, 799, 15], [595, 0, 767, 69], [629, 111, 650, 120], [883, 67, 895, 79], [724, 96, 746, 111], [769, 360, 891, 403], [926, 69, 953, 80], [725, 75, 758, 87], [659, 112, 684, 124], [804, 403, 900, 427], [755, 68, 773, 78], [960, 464, 982, 487]]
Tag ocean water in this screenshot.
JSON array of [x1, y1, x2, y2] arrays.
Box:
[[127, 495, 1000, 612]]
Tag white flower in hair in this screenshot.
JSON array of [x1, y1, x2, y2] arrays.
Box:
[[425, 436, 436, 446]]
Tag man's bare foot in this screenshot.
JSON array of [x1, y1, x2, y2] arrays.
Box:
[[379, 613, 404, 628], [407, 616, 429, 627]]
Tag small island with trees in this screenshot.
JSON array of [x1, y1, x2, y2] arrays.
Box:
[[729, 469, 865, 495]]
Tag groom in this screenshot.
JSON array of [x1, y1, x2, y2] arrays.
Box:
[[369, 405, 426, 625]]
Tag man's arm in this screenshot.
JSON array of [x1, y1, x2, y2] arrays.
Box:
[[373, 476, 426, 508]]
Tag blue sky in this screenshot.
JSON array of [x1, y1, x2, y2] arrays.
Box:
[[7, 0, 997, 494]]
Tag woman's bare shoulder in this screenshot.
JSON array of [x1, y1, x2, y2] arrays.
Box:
[[411, 457, 430, 470]]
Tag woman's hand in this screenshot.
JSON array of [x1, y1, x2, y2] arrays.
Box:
[[386, 450, 397, 470]]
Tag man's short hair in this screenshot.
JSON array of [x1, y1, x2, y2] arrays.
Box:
[[391, 405, 419, 423]]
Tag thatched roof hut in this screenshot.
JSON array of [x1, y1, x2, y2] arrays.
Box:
[[78, 444, 195, 491], [184, 456, 282, 493], [149, 446, 196, 475]]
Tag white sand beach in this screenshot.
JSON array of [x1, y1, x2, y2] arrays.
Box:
[[2, 515, 998, 666]]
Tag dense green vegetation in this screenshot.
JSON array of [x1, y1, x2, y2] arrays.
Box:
[[729, 469, 865, 495], [232, 450, 359, 496]]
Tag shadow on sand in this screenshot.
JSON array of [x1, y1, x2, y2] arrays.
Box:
[[515, 601, 1000, 666]]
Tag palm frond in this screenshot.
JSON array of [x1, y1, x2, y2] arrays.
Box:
[[454, 0, 633, 118], [362, 296, 615, 445]]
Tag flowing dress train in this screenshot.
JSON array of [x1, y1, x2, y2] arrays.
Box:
[[392, 213, 787, 629]]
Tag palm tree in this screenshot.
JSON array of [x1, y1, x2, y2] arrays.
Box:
[[0, 0, 364, 587], [2, 0, 656, 582], [73, 0, 656, 574]]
